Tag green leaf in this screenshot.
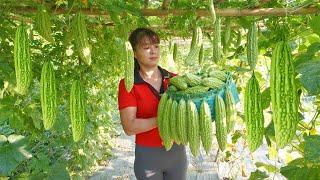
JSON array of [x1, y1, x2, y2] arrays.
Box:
[[261, 87, 270, 109], [287, 158, 305, 166], [7, 134, 25, 144], [306, 42, 320, 55], [0, 79, 3, 88], [0, 135, 32, 176], [0, 95, 16, 106], [47, 163, 70, 180], [307, 33, 320, 44], [124, 4, 143, 17], [264, 121, 275, 146], [255, 162, 278, 173], [296, 59, 320, 95], [281, 163, 309, 180], [26, 104, 43, 130], [225, 151, 232, 159], [294, 53, 314, 70], [67, 0, 74, 8], [0, 106, 13, 122], [304, 135, 320, 164], [254, 71, 263, 82], [8, 112, 26, 130], [232, 130, 242, 144], [294, 42, 320, 68], [280, 158, 320, 180], [249, 169, 268, 180], [0, 135, 7, 146], [309, 16, 320, 36], [28, 174, 47, 180], [0, 96, 16, 122], [237, 17, 253, 28], [0, 61, 14, 79], [29, 153, 50, 175]]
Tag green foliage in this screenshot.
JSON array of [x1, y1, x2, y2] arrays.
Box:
[[309, 15, 320, 36], [294, 42, 320, 68], [260, 87, 271, 110], [296, 59, 320, 96], [231, 130, 242, 144], [249, 169, 268, 180], [255, 162, 278, 173], [0, 7, 120, 178], [280, 158, 320, 180], [47, 163, 70, 180], [304, 135, 320, 164], [26, 160, 70, 180], [264, 121, 275, 146], [0, 135, 32, 176]]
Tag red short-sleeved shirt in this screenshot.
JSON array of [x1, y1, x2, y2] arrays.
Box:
[[118, 66, 174, 147]]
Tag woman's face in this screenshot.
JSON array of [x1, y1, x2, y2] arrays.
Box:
[[134, 36, 160, 68]]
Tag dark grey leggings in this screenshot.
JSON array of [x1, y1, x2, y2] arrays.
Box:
[[134, 143, 188, 180]]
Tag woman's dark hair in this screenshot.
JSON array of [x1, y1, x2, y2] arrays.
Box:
[[128, 28, 160, 70]]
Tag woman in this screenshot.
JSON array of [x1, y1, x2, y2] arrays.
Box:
[[118, 28, 188, 180]]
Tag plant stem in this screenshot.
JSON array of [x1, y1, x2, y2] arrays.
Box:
[[307, 110, 320, 129], [298, 121, 310, 130], [291, 143, 303, 153]]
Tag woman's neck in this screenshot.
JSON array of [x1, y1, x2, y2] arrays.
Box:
[[139, 66, 160, 80]]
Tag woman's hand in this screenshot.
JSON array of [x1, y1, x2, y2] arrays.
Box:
[[119, 107, 157, 136]]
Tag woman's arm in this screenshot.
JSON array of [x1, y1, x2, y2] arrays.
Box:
[[119, 107, 157, 136]]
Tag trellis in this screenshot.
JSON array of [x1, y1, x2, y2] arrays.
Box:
[[9, 6, 320, 17], [2, 2, 319, 37]]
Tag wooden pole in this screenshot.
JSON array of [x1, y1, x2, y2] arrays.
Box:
[[142, 7, 320, 17], [7, 6, 320, 17]]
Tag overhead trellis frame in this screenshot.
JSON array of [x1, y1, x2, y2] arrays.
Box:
[[8, 6, 320, 17]]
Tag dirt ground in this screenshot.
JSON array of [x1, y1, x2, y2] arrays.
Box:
[[90, 124, 219, 180]]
